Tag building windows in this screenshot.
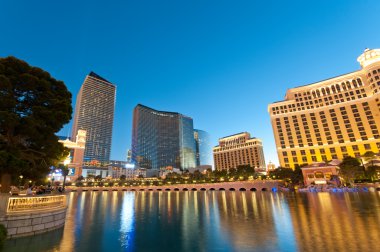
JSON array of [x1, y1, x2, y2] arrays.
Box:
[[270, 51, 380, 168]]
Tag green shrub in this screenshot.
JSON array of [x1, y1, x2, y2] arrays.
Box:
[[0, 224, 7, 243]]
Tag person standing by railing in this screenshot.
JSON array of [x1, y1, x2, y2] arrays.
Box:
[[10, 186, 19, 196], [26, 184, 33, 196]]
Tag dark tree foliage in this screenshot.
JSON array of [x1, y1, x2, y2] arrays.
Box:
[[338, 156, 363, 184], [268, 166, 303, 185], [366, 166, 380, 181], [0, 56, 72, 181], [363, 151, 377, 167]]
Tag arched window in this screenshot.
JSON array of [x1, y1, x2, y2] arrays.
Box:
[[346, 81, 351, 89], [331, 85, 336, 93], [315, 171, 324, 179], [353, 80, 358, 88], [316, 89, 320, 97], [326, 87, 330, 94], [342, 82, 346, 91], [336, 84, 340, 91], [321, 88, 326, 95], [312, 90, 316, 98]]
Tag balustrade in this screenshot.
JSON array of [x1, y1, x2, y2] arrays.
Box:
[[6, 195, 66, 213]]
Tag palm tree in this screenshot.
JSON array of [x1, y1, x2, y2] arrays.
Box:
[[363, 151, 377, 168], [60, 165, 69, 191]]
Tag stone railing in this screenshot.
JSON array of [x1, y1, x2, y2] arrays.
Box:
[[68, 180, 280, 192], [0, 194, 67, 238], [6, 195, 66, 213]]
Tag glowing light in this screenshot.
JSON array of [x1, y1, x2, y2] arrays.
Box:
[[63, 158, 70, 166], [125, 163, 135, 169]]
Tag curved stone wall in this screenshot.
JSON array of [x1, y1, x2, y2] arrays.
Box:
[[0, 207, 66, 239], [0, 194, 67, 239]]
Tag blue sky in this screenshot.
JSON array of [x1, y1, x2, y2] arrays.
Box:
[[1, 1, 380, 165]]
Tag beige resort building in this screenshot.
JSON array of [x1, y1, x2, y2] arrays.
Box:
[[58, 130, 86, 180], [213, 132, 266, 171], [268, 48, 380, 169]]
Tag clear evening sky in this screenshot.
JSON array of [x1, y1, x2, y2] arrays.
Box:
[[1, 1, 380, 166]]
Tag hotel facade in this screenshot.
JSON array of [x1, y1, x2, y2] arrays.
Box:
[[268, 49, 380, 169], [213, 132, 266, 171], [131, 104, 197, 170], [194, 129, 213, 167], [71, 72, 116, 163]]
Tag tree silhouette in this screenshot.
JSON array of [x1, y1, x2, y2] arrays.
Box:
[[339, 156, 362, 184], [0, 56, 72, 189]]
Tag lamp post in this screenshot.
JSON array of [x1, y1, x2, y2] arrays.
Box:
[[62, 159, 70, 192], [19, 175, 23, 189]]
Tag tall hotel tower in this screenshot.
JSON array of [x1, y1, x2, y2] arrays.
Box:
[[71, 72, 116, 163], [194, 129, 213, 167], [268, 49, 380, 169], [132, 104, 196, 170]]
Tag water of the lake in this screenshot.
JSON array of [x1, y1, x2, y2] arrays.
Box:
[[3, 191, 380, 252]]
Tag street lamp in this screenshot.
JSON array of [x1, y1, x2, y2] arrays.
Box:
[[19, 175, 23, 189], [62, 159, 70, 192]]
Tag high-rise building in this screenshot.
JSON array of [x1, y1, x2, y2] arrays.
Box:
[[194, 129, 213, 167], [131, 104, 196, 170], [126, 149, 132, 162], [213, 132, 266, 171], [71, 72, 116, 163], [268, 48, 380, 169]]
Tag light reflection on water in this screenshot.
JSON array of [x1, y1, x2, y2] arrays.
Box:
[[3, 191, 380, 252]]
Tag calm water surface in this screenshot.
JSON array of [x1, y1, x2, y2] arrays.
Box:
[[3, 191, 380, 252]]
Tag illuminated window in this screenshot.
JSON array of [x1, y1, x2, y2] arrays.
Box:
[[315, 172, 324, 179], [325, 173, 332, 180], [307, 174, 315, 179]]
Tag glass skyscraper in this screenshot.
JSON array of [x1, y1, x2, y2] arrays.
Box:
[[71, 72, 116, 163], [131, 104, 196, 170], [194, 129, 213, 167]]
